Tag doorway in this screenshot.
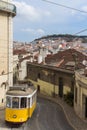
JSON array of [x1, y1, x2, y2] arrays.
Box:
[[59, 77, 63, 97], [37, 85, 40, 92]]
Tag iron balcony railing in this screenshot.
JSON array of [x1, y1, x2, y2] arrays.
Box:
[[0, 0, 16, 16]]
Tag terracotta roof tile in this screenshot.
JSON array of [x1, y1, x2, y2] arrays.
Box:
[[13, 49, 27, 55], [45, 49, 87, 71]]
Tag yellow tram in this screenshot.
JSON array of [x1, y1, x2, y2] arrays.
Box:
[[5, 84, 37, 123]]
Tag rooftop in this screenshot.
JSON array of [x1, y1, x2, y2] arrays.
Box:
[[45, 49, 87, 71], [0, 0, 16, 17], [6, 84, 36, 96]]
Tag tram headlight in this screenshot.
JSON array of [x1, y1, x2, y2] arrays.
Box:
[[13, 115, 17, 118]]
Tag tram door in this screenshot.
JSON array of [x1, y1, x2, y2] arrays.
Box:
[[59, 77, 63, 97]]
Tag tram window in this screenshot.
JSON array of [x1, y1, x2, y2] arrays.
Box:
[[32, 94, 36, 105], [6, 96, 11, 108], [28, 98, 30, 108], [20, 98, 27, 108], [2, 99, 3, 103], [32, 95, 34, 105], [12, 97, 19, 108]]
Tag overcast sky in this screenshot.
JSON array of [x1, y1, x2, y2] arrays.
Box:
[[13, 0, 87, 42]]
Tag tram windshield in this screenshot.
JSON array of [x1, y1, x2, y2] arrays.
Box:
[[12, 97, 19, 108], [6, 96, 11, 108]]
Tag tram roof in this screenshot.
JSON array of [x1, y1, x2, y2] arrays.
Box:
[[6, 84, 36, 96]]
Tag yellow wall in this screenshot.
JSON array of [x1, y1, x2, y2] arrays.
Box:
[[38, 79, 54, 95], [28, 78, 71, 96], [63, 86, 71, 95], [28, 79, 54, 96]]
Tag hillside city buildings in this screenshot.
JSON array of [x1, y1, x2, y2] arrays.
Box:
[[13, 42, 87, 121], [0, 0, 87, 123], [0, 0, 16, 106]]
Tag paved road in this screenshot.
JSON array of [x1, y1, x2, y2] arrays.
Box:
[[0, 98, 74, 130]]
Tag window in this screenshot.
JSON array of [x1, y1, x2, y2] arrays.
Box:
[[32, 95, 35, 105], [38, 73, 41, 79], [20, 97, 27, 108], [59, 77, 63, 85], [59, 77, 63, 97], [71, 81, 74, 92], [75, 87, 77, 103], [28, 98, 30, 108], [6, 96, 11, 108], [37, 85, 40, 92], [2, 99, 3, 103], [32, 94, 36, 105], [12, 97, 19, 108]]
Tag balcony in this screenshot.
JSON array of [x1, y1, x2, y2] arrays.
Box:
[[0, 0, 16, 17]]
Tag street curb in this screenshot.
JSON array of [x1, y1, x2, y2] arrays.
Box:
[[38, 94, 77, 130]]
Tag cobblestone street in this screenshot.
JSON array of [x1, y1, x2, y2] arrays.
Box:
[[38, 93, 87, 130]]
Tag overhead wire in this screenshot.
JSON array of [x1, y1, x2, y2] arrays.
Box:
[[0, 0, 87, 63], [42, 0, 87, 14], [74, 29, 87, 35], [41, 0, 87, 36]]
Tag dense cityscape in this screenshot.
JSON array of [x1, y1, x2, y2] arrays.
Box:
[[0, 0, 87, 130]]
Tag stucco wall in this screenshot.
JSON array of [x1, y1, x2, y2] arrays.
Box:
[[74, 71, 87, 119], [0, 0, 14, 106], [27, 63, 74, 97]]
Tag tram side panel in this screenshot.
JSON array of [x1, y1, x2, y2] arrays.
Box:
[[29, 93, 37, 118]]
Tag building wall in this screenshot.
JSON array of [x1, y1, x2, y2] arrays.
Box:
[[37, 79, 58, 96], [0, 0, 15, 106], [19, 60, 27, 80], [3, 0, 12, 2], [0, 12, 8, 74], [74, 70, 87, 120], [8, 14, 13, 86], [27, 63, 74, 97], [13, 55, 19, 68], [0, 12, 9, 105]]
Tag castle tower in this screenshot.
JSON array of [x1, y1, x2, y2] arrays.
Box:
[[0, 0, 16, 105]]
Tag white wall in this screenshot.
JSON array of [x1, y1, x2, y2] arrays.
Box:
[[0, 0, 15, 106]]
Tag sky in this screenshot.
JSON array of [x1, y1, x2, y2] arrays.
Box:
[[13, 0, 87, 42]]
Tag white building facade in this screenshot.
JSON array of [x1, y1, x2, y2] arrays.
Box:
[[0, 0, 16, 106]]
